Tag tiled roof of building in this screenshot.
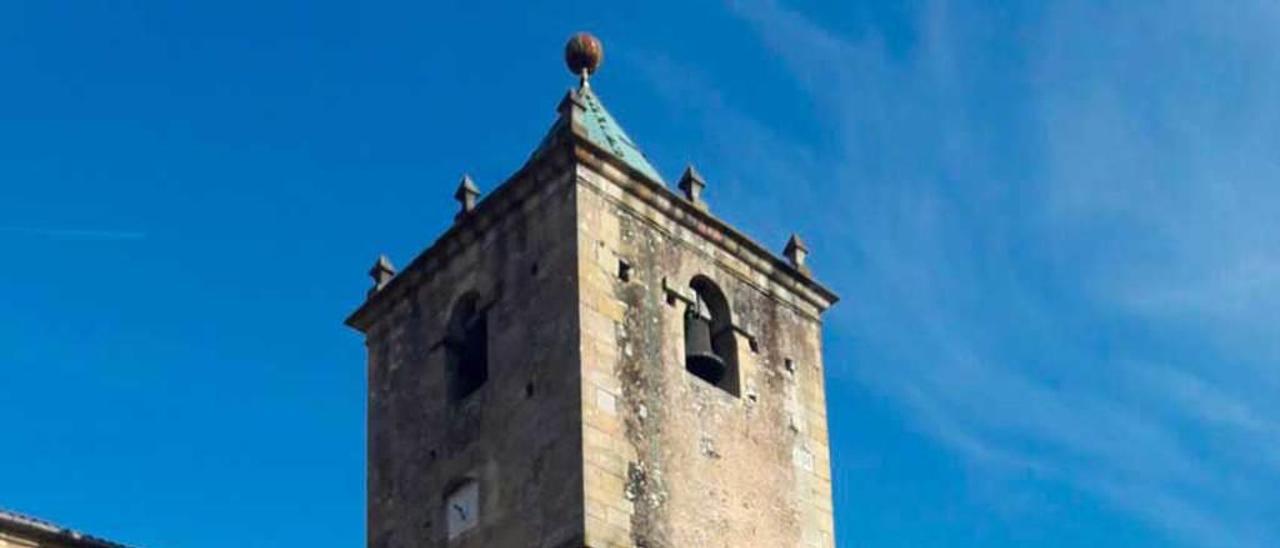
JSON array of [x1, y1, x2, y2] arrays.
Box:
[[0, 508, 130, 548]]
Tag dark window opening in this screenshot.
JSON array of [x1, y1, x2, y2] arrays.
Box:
[[617, 259, 632, 282], [446, 293, 489, 401], [684, 276, 740, 396]]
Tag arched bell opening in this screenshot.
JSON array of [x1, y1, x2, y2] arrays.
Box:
[[445, 292, 488, 401], [685, 276, 740, 396]]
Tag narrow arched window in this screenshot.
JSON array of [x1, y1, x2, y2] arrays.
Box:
[[445, 292, 488, 401], [684, 276, 740, 396]]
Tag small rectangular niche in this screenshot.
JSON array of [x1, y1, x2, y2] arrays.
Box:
[[617, 259, 632, 282]]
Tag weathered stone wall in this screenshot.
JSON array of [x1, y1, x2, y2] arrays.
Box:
[[575, 162, 835, 548], [0, 533, 38, 548], [1, 532, 95, 548], [363, 167, 586, 548], [0, 532, 105, 548], [1, 532, 71, 548], [0, 519, 123, 548], [356, 135, 835, 547]]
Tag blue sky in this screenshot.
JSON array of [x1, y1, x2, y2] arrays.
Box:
[[2, 1, 1277, 546]]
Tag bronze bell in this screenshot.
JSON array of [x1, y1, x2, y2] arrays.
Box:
[[684, 307, 726, 384]]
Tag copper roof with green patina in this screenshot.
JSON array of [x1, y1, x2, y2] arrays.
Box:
[[544, 84, 664, 184]]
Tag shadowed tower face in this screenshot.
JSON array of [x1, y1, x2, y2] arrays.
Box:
[[346, 34, 839, 548]]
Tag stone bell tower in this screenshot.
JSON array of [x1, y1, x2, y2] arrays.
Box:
[[345, 33, 839, 548]]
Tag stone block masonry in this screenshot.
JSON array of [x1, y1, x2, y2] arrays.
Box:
[[346, 33, 837, 547]]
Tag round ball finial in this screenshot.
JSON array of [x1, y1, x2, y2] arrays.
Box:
[[565, 32, 604, 79]]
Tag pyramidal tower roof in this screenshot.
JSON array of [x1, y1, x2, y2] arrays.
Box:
[[576, 85, 663, 183], [528, 34, 664, 184], [529, 85, 665, 184]]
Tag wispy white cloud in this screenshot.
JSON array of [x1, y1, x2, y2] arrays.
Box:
[[636, 0, 1280, 545]]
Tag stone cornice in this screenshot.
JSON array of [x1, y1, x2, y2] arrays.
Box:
[[569, 139, 839, 316], [347, 100, 838, 333]]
